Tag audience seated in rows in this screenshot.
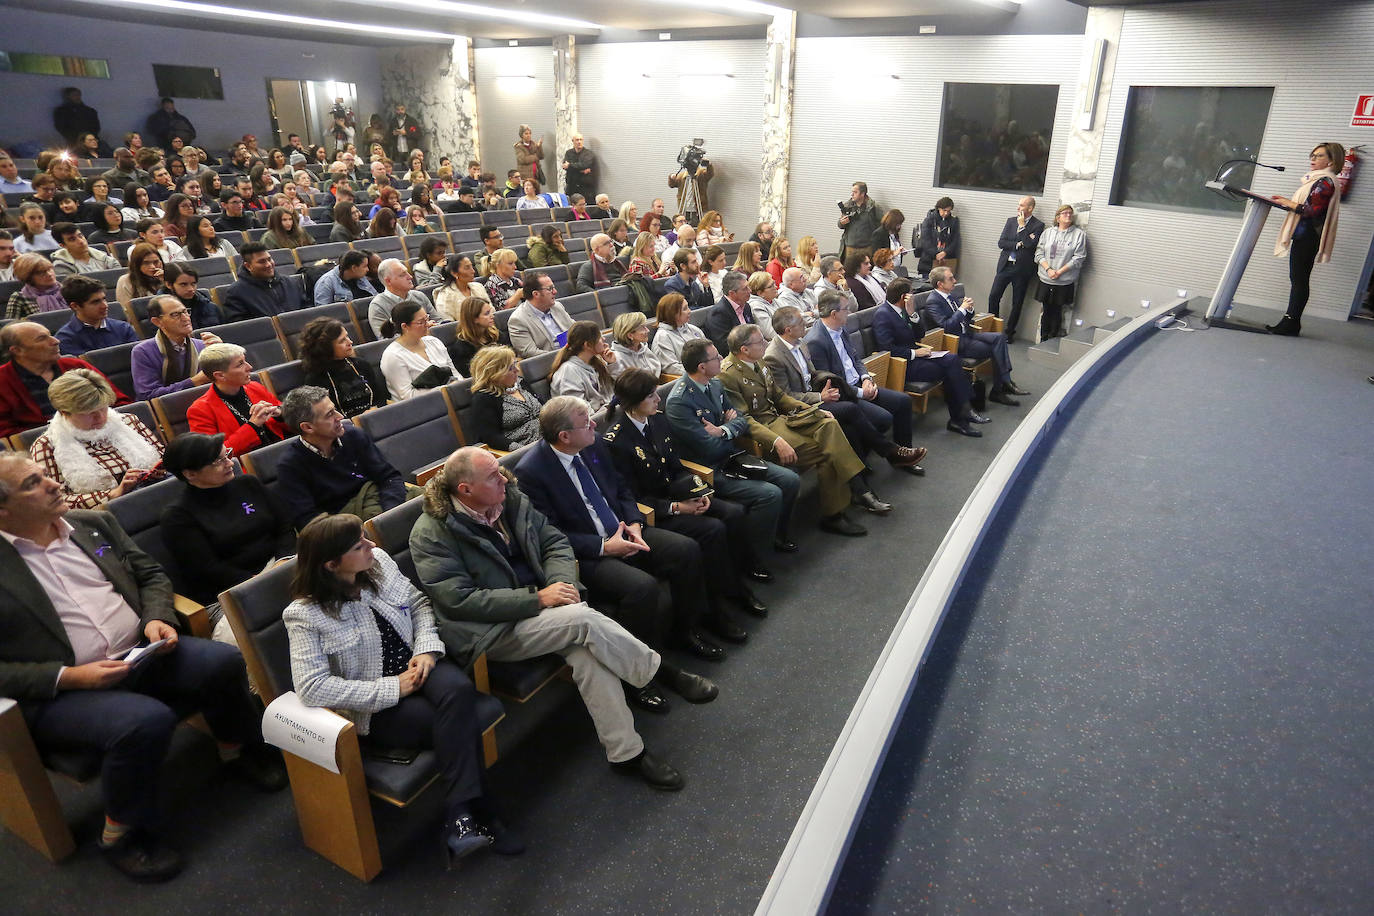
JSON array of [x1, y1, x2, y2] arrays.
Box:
[[412, 235, 450, 285], [370, 258, 440, 337], [15, 204, 58, 255], [746, 271, 781, 342], [0, 319, 131, 438], [574, 232, 626, 294], [7, 253, 64, 319], [507, 272, 572, 358], [483, 249, 525, 311], [649, 293, 706, 377], [921, 265, 1028, 405], [704, 270, 757, 356], [380, 299, 456, 400], [160, 262, 223, 328], [172, 215, 237, 262], [550, 321, 615, 414], [0, 232, 16, 282], [447, 295, 499, 377], [186, 342, 287, 454], [607, 312, 661, 379], [662, 248, 712, 311], [222, 243, 304, 321], [212, 190, 253, 234], [50, 223, 120, 279], [55, 276, 139, 355], [298, 317, 388, 418], [131, 294, 222, 399], [469, 345, 542, 452], [312, 249, 379, 308]]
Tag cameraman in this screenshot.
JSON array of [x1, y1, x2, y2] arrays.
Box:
[[837, 181, 880, 263]]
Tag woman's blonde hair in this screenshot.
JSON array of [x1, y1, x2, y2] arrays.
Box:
[[617, 201, 637, 224], [732, 241, 761, 273], [470, 345, 518, 395], [797, 235, 819, 268], [631, 231, 658, 266], [47, 368, 116, 415], [696, 210, 722, 236], [771, 237, 795, 267], [747, 271, 773, 295], [612, 311, 647, 346], [1054, 204, 1075, 224]]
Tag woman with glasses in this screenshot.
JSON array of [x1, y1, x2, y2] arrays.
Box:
[[380, 300, 458, 400], [330, 201, 366, 243], [469, 345, 542, 450], [160, 433, 296, 639]]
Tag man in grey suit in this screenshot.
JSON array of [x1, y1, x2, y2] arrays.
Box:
[[507, 272, 574, 358], [0, 453, 284, 882]]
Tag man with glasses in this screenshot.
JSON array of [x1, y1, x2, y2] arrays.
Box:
[[0, 321, 132, 438], [718, 323, 885, 537], [212, 190, 253, 234], [812, 256, 857, 310], [475, 225, 506, 277], [367, 257, 440, 337], [508, 271, 574, 358], [130, 295, 222, 399]]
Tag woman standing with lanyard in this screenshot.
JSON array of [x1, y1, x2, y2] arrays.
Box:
[[1033, 204, 1088, 340], [1267, 142, 1343, 337]]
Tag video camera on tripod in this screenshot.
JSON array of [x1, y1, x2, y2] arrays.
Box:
[[677, 139, 707, 175]]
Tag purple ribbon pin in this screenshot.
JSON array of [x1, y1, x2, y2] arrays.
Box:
[[242, 502, 256, 515]]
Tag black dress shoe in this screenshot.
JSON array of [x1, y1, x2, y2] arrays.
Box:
[[100, 829, 184, 883], [772, 538, 798, 553], [988, 387, 1020, 407], [227, 744, 288, 792], [625, 682, 671, 714], [898, 464, 926, 476], [966, 411, 992, 424], [677, 630, 725, 662], [946, 420, 983, 438], [819, 513, 867, 536], [1004, 381, 1030, 396], [704, 613, 749, 643], [659, 665, 719, 703], [613, 750, 684, 791], [475, 816, 526, 856], [737, 586, 768, 618], [853, 491, 892, 515], [748, 566, 773, 582]]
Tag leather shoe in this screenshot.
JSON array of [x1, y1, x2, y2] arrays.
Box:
[[704, 613, 749, 643], [946, 420, 983, 438], [659, 665, 719, 703], [898, 464, 925, 476], [967, 411, 992, 424], [885, 445, 927, 468], [772, 538, 798, 553], [988, 387, 1020, 407], [1004, 381, 1030, 396], [853, 491, 892, 515], [747, 566, 773, 582], [737, 586, 768, 618], [100, 829, 184, 883], [677, 630, 725, 662], [614, 750, 684, 791], [625, 682, 670, 714], [820, 513, 867, 536], [227, 744, 288, 792]]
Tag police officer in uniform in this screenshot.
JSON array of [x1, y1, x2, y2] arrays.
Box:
[[603, 369, 768, 645]]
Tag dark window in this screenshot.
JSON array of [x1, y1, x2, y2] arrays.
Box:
[[1110, 86, 1275, 214], [936, 83, 1059, 193], [152, 64, 224, 101]]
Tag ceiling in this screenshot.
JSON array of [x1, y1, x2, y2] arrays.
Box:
[[21, 0, 1031, 44]]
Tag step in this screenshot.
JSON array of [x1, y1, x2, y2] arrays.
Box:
[[1092, 317, 1132, 343], [1027, 336, 1077, 370]]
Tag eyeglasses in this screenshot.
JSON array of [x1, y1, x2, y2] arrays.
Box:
[[211, 450, 234, 467], [162, 308, 190, 318]]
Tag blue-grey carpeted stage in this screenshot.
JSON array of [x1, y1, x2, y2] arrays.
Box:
[[763, 304, 1374, 913]]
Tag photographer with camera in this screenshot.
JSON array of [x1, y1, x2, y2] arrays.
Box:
[[837, 182, 880, 263], [670, 139, 713, 224]]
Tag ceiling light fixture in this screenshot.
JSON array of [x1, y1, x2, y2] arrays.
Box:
[[634, 0, 786, 16], [64, 0, 457, 41], [336, 0, 601, 32]]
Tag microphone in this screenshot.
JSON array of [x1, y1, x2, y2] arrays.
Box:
[[1214, 158, 1285, 182]]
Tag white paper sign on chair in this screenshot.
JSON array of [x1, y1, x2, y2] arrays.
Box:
[[262, 691, 349, 774]]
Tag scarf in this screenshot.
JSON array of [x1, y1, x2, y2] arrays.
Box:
[[1274, 168, 1340, 263], [47, 411, 162, 495], [26, 281, 67, 313], [156, 328, 198, 385]]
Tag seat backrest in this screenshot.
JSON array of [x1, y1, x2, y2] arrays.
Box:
[[482, 209, 518, 227], [443, 212, 483, 231], [448, 226, 481, 248], [493, 307, 515, 346], [351, 389, 461, 481], [185, 255, 234, 280], [352, 236, 403, 259], [267, 248, 300, 275], [238, 435, 298, 489], [257, 359, 307, 401], [595, 285, 632, 325], [496, 440, 537, 471], [215, 316, 289, 370], [362, 496, 426, 584], [428, 322, 458, 351], [297, 242, 349, 263], [561, 291, 603, 328], [117, 399, 163, 444], [521, 350, 558, 403], [30, 310, 71, 335], [219, 560, 299, 703], [81, 341, 138, 399], [443, 378, 476, 446], [535, 263, 570, 285], [516, 208, 553, 225], [400, 231, 450, 260], [105, 475, 192, 594], [151, 381, 212, 440], [567, 220, 603, 238], [275, 302, 361, 358]]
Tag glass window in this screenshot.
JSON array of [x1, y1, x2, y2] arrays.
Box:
[[1110, 86, 1275, 214], [936, 83, 1059, 193]]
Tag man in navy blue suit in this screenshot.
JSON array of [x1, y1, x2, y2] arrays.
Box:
[[803, 288, 916, 453], [872, 278, 989, 437], [703, 271, 755, 356], [513, 396, 722, 705], [921, 266, 1029, 407], [987, 196, 1045, 341]]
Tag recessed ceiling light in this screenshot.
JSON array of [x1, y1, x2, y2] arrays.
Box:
[[65, 0, 458, 40], [336, 0, 601, 32]]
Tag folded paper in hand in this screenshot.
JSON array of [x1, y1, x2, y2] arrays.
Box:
[[117, 639, 168, 668], [922, 350, 949, 358], [262, 691, 350, 774]]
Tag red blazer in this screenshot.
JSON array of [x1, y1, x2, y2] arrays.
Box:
[[186, 380, 287, 455], [0, 357, 131, 439]]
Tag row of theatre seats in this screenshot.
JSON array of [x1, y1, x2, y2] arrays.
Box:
[[1, 268, 1000, 879]]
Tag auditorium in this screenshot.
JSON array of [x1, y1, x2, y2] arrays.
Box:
[[2, 0, 1372, 911]]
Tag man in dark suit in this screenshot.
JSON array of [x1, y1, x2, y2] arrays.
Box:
[[662, 248, 714, 311], [872, 279, 989, 437], [767, 305, 925, 473], [988, 196, 1045, 341], [804, 289, 918, 455], [513, 397, 724, 700], [664, 339, 800, 554], [0, 454, 284, 882], [922, 266, 1029, 407], [703, 270, 756, 356]]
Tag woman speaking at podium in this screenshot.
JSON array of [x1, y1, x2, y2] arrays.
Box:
[[1267, 142, 1343, 337]]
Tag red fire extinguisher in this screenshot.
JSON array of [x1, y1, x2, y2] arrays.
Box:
[[1337, 145, 1362, 200]]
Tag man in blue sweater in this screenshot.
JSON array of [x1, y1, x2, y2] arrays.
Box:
[[275, 386, 417, 529]]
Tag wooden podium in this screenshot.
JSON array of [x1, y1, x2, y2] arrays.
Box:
[[1202, 181, 1296, 332]]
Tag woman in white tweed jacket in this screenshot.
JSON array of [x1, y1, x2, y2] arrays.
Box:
[[283, 513, 522, 864]]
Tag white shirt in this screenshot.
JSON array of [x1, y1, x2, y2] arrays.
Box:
[[790, 343, 811, 387], [536, 305, 565, 343], [380, 335, 458, 401], [827, 324, 862, 386], [553, 447, 610, 539]]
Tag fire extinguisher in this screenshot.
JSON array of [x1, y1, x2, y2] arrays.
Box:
[[1337, 145, 1362, 200]]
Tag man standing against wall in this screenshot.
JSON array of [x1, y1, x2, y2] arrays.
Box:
[[837, 181, 880, 264], [562, 134, 596, 199]]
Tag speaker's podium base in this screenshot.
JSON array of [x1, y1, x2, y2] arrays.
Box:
[[1199, 298, 1274, 334]]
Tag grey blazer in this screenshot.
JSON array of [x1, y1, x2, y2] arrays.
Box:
[[507, 301, 574, 358], [762, 336, 823, 404], [0, 509, 177, 701], [282, 548, 444, 735]]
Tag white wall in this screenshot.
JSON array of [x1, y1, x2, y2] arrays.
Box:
[[0, 8, 382, 155], [1082, 0, 1374, 322], [786, 34, 1082, 311], [578, 39, 766, 230], [474, 45, 556, 187]]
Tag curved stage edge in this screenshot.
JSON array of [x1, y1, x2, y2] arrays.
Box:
[[756, 298, 1191, 916]]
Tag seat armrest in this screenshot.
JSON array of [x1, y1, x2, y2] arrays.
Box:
[[885, 356, 908, 391], [413, 459, 445, 486], [637, 503, 655, 527], [943, 333, 961, 354], [471, 652, 491, 694], [974, 314, 1004, 333], [862, 351, 890, 385], [482, 446, 511, 458], [659, 373, 680, 384], [262, 691, 353, 774], [921, 327, 944, 349], [173, 595, 210, 638], [680, 460, 713, 485]]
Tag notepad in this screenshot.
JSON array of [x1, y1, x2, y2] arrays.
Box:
[[117, 639, 168, 668]]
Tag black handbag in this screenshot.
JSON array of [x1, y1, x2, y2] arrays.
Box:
[[970, 377, 987, 412], [810, 369, 858, 402], [411, 364, 453, 390], [721, 450, 769, 480]]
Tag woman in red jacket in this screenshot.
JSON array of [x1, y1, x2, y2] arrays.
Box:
[[185, 342, 287, 454]]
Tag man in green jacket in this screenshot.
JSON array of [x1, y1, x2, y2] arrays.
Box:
[[409, 446, 688, 791]]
